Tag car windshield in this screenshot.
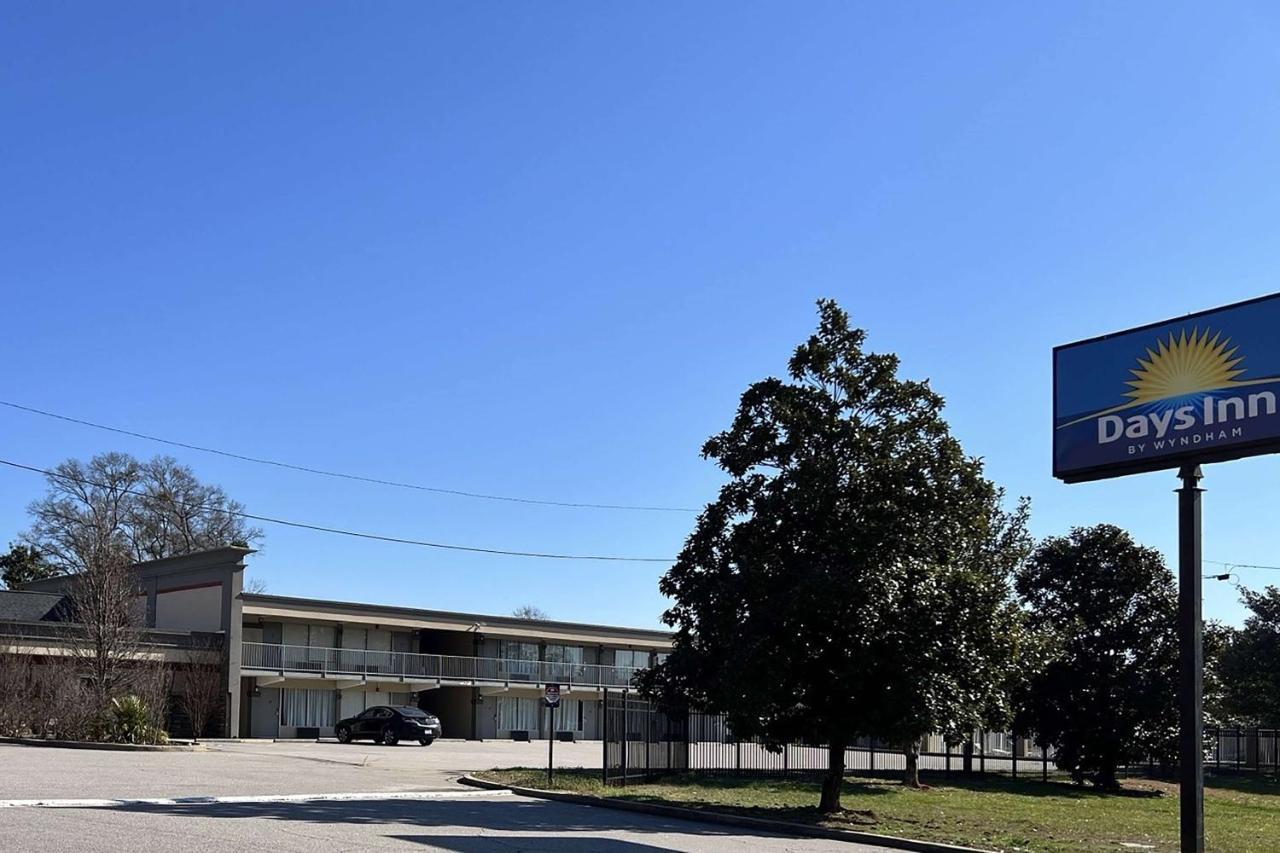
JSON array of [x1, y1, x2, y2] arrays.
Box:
[[398, 707, 429, 718]]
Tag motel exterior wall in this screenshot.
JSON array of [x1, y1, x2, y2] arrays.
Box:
[[7, 548, 673, 740], [237, 594, 672, 741]]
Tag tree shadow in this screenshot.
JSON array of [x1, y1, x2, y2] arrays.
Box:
[[102, 795, 752, 838], [389, 836, 689, 851], [886, 774, 1166, 800]]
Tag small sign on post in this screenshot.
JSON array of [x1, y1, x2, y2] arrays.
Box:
[[545, 683, 561, 785]]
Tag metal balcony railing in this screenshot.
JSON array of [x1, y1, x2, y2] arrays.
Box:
[[241, 641, 644, 688]]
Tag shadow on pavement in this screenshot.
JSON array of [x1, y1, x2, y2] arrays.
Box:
[[388, 835, 681, 851], [101, 796, 750, 838]]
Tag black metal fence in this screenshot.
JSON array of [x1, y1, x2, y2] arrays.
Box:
[[1203, 727, 1280, 773], [602, 690, 1055, 786], [602, 690, 688, 784], [602, 695, 1280, 787]]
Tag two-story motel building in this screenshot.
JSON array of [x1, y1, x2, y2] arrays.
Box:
[[3, 547, 672, 740]]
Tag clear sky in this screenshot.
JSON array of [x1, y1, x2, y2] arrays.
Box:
[[4, 3, 1280, 629]]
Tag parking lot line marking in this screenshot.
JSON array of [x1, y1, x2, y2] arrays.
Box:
[[0, 789, 513, 809]]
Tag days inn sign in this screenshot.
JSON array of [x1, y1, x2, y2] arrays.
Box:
[[1054, 293, 1280, 482]]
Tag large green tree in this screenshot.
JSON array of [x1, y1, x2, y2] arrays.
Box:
[[1014, 524, 1178, 789], [640, 300, 1030, 811], [1219, 586, 1280, 727], [0, 543, 56, 589]]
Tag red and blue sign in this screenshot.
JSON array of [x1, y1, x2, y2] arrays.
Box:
[[1054, 293, 1280, 482]]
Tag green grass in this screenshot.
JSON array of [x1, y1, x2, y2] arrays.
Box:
[[474, 768, 1280, 852]]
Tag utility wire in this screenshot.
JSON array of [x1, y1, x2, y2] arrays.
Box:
[[1204, 559, 1280, 574], [0, 458, 677, 564], [0, 400, 699, 514]]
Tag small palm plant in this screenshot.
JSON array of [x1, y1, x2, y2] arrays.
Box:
[[110, 695, 153, 744]]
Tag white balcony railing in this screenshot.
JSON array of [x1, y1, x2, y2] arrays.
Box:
[[241, 642, 644, 688]]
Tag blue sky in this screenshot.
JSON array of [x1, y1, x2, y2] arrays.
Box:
[[4, 2, 1280, 628]]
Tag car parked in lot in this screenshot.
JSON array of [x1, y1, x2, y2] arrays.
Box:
[[335, 705, 442, 745]]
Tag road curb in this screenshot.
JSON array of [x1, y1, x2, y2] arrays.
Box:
[[457, 775, 994, 853], [0, 736, 205, 752]]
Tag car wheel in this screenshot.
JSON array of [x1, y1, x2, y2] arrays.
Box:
[[336, 726, 352, 744], [382, 727, 399, 746], [419, 737, 434, 746]]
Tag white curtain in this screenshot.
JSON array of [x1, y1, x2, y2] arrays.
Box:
[[281, 689, 335, 727], [497, 697, 539, 732]]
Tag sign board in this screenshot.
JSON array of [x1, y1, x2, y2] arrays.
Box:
[[1054, 293, 1280, 482], [544, 683, 561, 707]]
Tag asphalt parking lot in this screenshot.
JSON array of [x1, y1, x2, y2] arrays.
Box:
[[0, 738, 601, 801], [0, 741, 899, 851]]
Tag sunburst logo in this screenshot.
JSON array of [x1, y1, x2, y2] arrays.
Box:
[[1123, 328, 1245, 404], [1058, 325, 1279, 431]]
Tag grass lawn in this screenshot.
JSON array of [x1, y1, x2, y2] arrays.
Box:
[[474, 768, 1280, 852]]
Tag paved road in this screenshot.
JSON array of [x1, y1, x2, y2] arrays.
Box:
[[0, 791, 893, 852], [0, 741, 902, 851]]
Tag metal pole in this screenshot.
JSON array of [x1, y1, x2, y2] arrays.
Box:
[[1177, 464, 1205, 853], [548, 700, 555, 787], [602, 689, 608, 786]]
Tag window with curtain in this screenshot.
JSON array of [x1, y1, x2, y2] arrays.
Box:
[[544, 645, 583, 664], [496, 696, 539, 732], [499, 641, 539, 677], [614, 649, 650, 669], [280, 689, 336, 727]]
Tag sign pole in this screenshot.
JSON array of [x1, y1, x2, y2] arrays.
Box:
[[1177, 464, 1204, 853], [544, 683, 560, 787]]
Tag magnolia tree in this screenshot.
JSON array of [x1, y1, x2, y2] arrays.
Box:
[[639, 300, 1030, 811], [1013, 524, 1178, 789]]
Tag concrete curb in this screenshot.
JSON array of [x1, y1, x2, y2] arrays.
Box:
[[458, 775, 994, 853], [0, 736, 205, 752]]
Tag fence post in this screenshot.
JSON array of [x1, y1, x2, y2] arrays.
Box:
[[784, 743, 789, 774], [1011, 734, 1018, 780], [621, 689, 628, 786], [979, 731, 986, 775], [646, 702, 652, 781], [1216, 729, 1221, 771], [1042, 745, 1048, 782], [869, 737, 876, 774], [945, 741, 952, 779], [601, 689, 608, 786], [1237, 729, 1243, 770], [736, 737, 741, 776]]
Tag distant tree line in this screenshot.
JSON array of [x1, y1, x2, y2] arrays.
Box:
[[640, 299, 1280, 811]]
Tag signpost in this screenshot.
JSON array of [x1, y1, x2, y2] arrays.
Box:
[[545, 683, 561, 786], [1054, 293, 1280, 853]]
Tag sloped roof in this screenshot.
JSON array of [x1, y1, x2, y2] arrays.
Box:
[[0, 590, 70, 622]]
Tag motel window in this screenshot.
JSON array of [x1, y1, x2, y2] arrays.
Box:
[[499, 641, 539, 661], [280, 689, 336, 728], [496, 696, 539, 733], [614, 649, 650, 669], [544, 645, 583, 664]]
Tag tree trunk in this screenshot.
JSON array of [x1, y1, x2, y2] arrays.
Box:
[[819, 737, 847, 814], [903, 738, 923, 788]]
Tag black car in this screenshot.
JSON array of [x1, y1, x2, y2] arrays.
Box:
[[335, 705, 442, 746]]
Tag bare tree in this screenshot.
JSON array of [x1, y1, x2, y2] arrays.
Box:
[[0, 647, 34, 736], [243, 577, 268, 594], [512, 605, 549, 620], [67, 545, 146, 723], [23, 452, 263, 572], [33, 656, 98, 741], [179, 639, 224, 743], [130, 655, 174, 743]]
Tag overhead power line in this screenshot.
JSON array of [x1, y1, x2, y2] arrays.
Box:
[[1203, 559, 1280, 574], [0, 400, 699, 514], [0, 458, 677, 564]]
